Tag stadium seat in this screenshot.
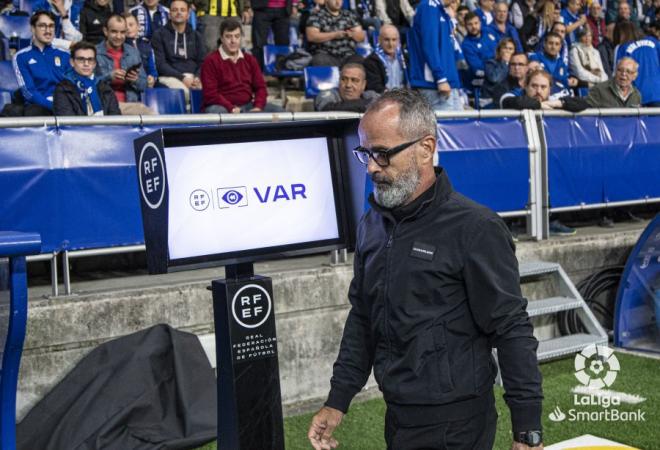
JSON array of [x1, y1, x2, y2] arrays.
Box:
[[0, 89, 12, 110], [189, 88, 203, 114], [356, 46, 371, 57], [303, 66, 339, 99], [19, 0, 41, 15], [0, 15, 31, 39], [142, 88, 186, 114], [263, 45, 303, 78], [0, 61, 19, 92]]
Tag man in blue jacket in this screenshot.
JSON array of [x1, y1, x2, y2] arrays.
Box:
[[408, 0, 463, 111], [487, 1, 523, 52], [13, 10, 70, 116], [529, 31, 577, 90], [461, 12, 498, 83]]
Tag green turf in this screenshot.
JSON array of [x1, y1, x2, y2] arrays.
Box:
[[197, 351, 660, 449]]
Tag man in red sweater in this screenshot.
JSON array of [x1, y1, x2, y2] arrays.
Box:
[[201, 18, 284, 113]]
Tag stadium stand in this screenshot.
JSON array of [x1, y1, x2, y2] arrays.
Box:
[[0, 15, 31, 39], [142, 87, 186, 114], [303, 65, 340, 98]]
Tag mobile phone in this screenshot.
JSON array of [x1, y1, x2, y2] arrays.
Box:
[[127, 62, 141, 73]]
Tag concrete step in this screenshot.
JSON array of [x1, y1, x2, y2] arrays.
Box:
[[527, 296, 583, 317], [538, 333, 608, 361], [520, 261, 560, 278]]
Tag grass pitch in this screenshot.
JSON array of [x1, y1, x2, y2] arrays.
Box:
[[198, 351, 660, 449]]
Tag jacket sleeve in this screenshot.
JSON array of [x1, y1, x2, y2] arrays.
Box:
[[200, 56, 234, 111], [561, 96, 589, 112], [374, 0, 392, 24], [12, 54, 53, 110], [485, 59, 508, 84], [53, 83, 78, 116], [363, 54, 386, 93], [501, 93, 541, 109], [418, 6, 449, 84], [462, 216, 543, 434], [325, 243, 375, 413], [585, 84, 604, 107], [151, 31, 184, 79], [101, 82, 122, 115], [250, 56, 268, 109]]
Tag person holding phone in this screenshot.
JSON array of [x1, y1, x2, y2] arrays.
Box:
[[95, 14, 153, 114]]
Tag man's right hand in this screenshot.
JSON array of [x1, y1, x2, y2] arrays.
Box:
[[231, 106, 241, 114], [308, 406, 344, 450], [437, 81, 451, 96]]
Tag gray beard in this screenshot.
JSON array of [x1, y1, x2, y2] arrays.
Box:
[[372, 157, 421, 209]]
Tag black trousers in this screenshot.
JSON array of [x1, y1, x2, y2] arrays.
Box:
[[385, 404, 497, 450], [251, 7, 290, 69]]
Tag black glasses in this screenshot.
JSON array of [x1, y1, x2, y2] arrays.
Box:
[[74, 57, 96, 64], [353, 137, 424, 167]]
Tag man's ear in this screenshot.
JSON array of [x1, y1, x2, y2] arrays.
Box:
[[419, 136, 436, 162]]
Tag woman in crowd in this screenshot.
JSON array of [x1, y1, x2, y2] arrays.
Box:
[[570, 27, 609, 86], [482, 37, 516, 102]]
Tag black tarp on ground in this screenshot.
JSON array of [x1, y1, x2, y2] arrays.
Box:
[[17, 324, 217, 450]]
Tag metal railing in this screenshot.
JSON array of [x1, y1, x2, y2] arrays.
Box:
[[6, 107, 660, 296]]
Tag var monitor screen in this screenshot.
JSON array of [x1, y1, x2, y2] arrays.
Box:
[[134, 121, 352, 273]]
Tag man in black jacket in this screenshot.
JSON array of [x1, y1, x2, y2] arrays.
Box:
[[151, 0, 206, 105], [363, 24, 406, 93], [308, 89, 544, 450], [54, 41, 121, 116]]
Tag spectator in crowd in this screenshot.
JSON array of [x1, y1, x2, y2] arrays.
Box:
[[461, 11, 498, 83], [96, 14, 152, 114], [314, 62, 378, 111], [374, 0, 414, 28], [501, 69, 588, 110], [598, 20, 616, 73], [487, 1, 523, 52], [474, 0, 495, 27], [79, 0, 112, 44], [586, 56, 641, 106], [510, 0, 535, 31], [250, 0, 295, 70], [454, 4, 470, 43], [151, 0, 205, 104], [125, 13, 157, 87], [408, 0, 463, 111], [481, 38, 518, 102], [33, 0, 83, 48], [487, 51, 529, 106], [561, 0, 587, 46], [522, 0, 556, 50], [613, 20, 660, 105], [193, 0, 252, 53], [608, 0, 641, 25], [200, 18, 283, 113], [54, 40, 121, 115], [305, 0, 365, 66], [130, 0, 169, 40], [363, 24, 406, 93], [530, 31, 577, 90], [352, 0, 381, 32], [586, 1, 606, 47], [643, 0, 659, 30], [547, 21, 570, 64], [570, 27, 608, 86], [12, 11, 70, 116]]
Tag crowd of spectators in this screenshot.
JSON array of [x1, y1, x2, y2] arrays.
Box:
[[0, 0, 657, 117]]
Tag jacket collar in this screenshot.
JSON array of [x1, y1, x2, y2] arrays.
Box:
[[368, 167, 453, 223]]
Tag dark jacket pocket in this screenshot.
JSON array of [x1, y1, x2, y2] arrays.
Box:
[[431, 324, 454, 393]]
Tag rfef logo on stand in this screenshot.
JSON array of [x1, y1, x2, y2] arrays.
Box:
[[231, 284, 272, 328], [138, 142, 166, 209]]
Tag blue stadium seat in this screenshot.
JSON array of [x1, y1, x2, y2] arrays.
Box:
[[189, 88, 203, 114], [0, 61, 19, 92], [263, 45, 303, 78], [0, 15, 31, 39], [0, 89, 12, 110], [19, 0, 40, 15], [303, 66, 339, 99], [142, 88, 186, 114], [356, 46, 371, 57]]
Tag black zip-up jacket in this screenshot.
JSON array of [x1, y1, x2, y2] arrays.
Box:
[[53, 79, 121, 116], [326, 168, 543, 433], [79, 0, 112, 45]]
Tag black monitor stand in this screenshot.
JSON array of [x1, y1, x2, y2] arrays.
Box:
[[212, 262, 285, 450]]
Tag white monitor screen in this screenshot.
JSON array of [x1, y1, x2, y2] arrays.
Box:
[[164, 137, 340, 260]]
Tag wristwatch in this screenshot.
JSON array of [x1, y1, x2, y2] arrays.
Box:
[[515, 430, 542, 446]]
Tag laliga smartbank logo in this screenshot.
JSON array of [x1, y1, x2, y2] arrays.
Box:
[[548, 344, 646, 424]]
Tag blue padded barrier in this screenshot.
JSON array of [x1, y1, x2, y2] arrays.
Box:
[[543, 115, 660, 208]]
